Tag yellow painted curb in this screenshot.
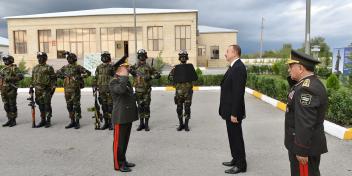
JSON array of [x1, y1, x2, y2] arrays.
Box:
[[193, 86, 200, 91], [277, 102, 287, 112], [252, 91, 263, 99], [343, 128, 352, 140], [165, 86, 176, 91], [55, 88, 65, 93]]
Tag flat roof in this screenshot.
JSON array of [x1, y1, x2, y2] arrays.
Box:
[[0, 37, 9, 46], [4, 8, 198, 19], [198, 25, 238, 33]]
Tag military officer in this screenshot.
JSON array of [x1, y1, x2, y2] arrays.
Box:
[[30, 52, 56, 128], [56, 52, 91, 129], [0, 55, 24, 127], [168, 50, 198, 131], [129, 49, 161, 131], [110, 56, 138, 172], [285, 50, 328, 176]]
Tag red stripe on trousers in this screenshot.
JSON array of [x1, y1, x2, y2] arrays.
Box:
[[114, 124, 120, 170], [299, 163, 309, 176]]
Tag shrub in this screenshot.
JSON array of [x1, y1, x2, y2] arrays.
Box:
[[326, 74, 340, 91], [327, 88, 352, 126]]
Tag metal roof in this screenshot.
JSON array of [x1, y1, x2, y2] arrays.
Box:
[[0, 37, 9, 46], [198, 25, 238, 33], [4, 8, 198, 19]]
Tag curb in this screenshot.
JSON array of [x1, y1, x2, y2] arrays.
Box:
[[17, 87, 221, 93], [245, 87, 352, 140]]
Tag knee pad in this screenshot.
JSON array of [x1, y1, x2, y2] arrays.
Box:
[[9, 106, 17, 113], [3, 103, 10, 112], [67, 104, 74, 112], [38, 104, 46, 112], [138, 106, 144, 113], [176, 105, 183, 115], [102, 104, 108, 113]]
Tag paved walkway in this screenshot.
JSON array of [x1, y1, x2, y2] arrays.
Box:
[[0, 91, 351, 176]]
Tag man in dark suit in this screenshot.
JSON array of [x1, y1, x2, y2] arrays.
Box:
[[219, 45, 247, 174], [110, 57, 139, 172]]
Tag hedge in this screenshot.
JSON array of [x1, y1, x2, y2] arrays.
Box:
[[327, 88, 352, 126], [17, 75, 225, 88]]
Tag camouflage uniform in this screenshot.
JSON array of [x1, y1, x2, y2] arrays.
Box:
[[56, 52, 91, 129], [92, 51, 115, 130], [168, 50, 198, 131], [1, 55, 24, 127], [130, 49, 160, 131], [31, 52, 56, 128]]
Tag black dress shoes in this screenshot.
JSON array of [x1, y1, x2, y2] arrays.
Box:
[[119, 164, 132, 172], [126, 161, 136, 168], [222, 159, 236, 167], [225, 166, 247, 174]]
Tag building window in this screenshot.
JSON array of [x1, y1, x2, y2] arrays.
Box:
[[147, 26, 163, 51], [100, 27, 142, 57], [175, 25, 191, 51], [198, 46, 206, 56], [14, 30, 27, 54], [210, 46, 219, 59], [38, 30, 51, 53], [56, 28, 96, 58]]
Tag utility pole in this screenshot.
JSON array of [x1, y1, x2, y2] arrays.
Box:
[[260, 17, 264, 59], [305, 0, 311, 55], [133, 0, 138, 63]]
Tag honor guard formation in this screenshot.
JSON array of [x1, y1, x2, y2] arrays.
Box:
[[0, 49, 198, 132]]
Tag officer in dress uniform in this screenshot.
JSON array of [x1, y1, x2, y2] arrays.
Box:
[[285, 50, 328, 176], [110, 56, 138, 172]]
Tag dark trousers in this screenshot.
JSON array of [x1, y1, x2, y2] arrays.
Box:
[[226, 120, 246, 167], [113, 123, 132, 170], [288, 152, 321, 176]]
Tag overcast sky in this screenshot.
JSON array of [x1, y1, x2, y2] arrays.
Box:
[[0, 0, 351, 53]]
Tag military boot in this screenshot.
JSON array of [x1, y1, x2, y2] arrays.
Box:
[[100, 118, 110, 130], [177, 116, 184, 131], [108, 118, 113, 130], [184, 119, 190, 132], [144, 118, 150, 131], [45, 111, 52, 128], [2, 117, 11, 127], [8, 112, 17, 127], [65, 112, 76, 129], [36, 112, 47, 128], [74, 118, 80, 129], [8, 118, 17, 127], [136, 118, 145, 131], [45, 116, 51, 128]]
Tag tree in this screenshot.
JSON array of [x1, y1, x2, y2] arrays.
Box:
[[299, 36, 332, 58]]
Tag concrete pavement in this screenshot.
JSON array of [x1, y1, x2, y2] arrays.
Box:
[[0, 91, 351, 176]]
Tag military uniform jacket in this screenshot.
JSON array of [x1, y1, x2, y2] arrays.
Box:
[[93, 63, 115, 92], [109, 76, 138, 125], [285, 75, 328, 156], [31, 64, 56, 88]]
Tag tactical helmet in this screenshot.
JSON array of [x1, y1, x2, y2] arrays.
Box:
[[37, 52, 48, 64], [137, 49, 148, 61], [66, 52, 77, 64], [178, 50, 189, 63], [101, 51, 111, 63], [2, 55, 15, 65]]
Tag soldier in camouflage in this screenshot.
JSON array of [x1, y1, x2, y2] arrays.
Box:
[[0, 55, 24, 127], [168, 50, 198, 131], [56, 52, 91, 129], [92, 51, 115, 130], [129, 49, 161, 131], [30, 52, 57, 128]]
